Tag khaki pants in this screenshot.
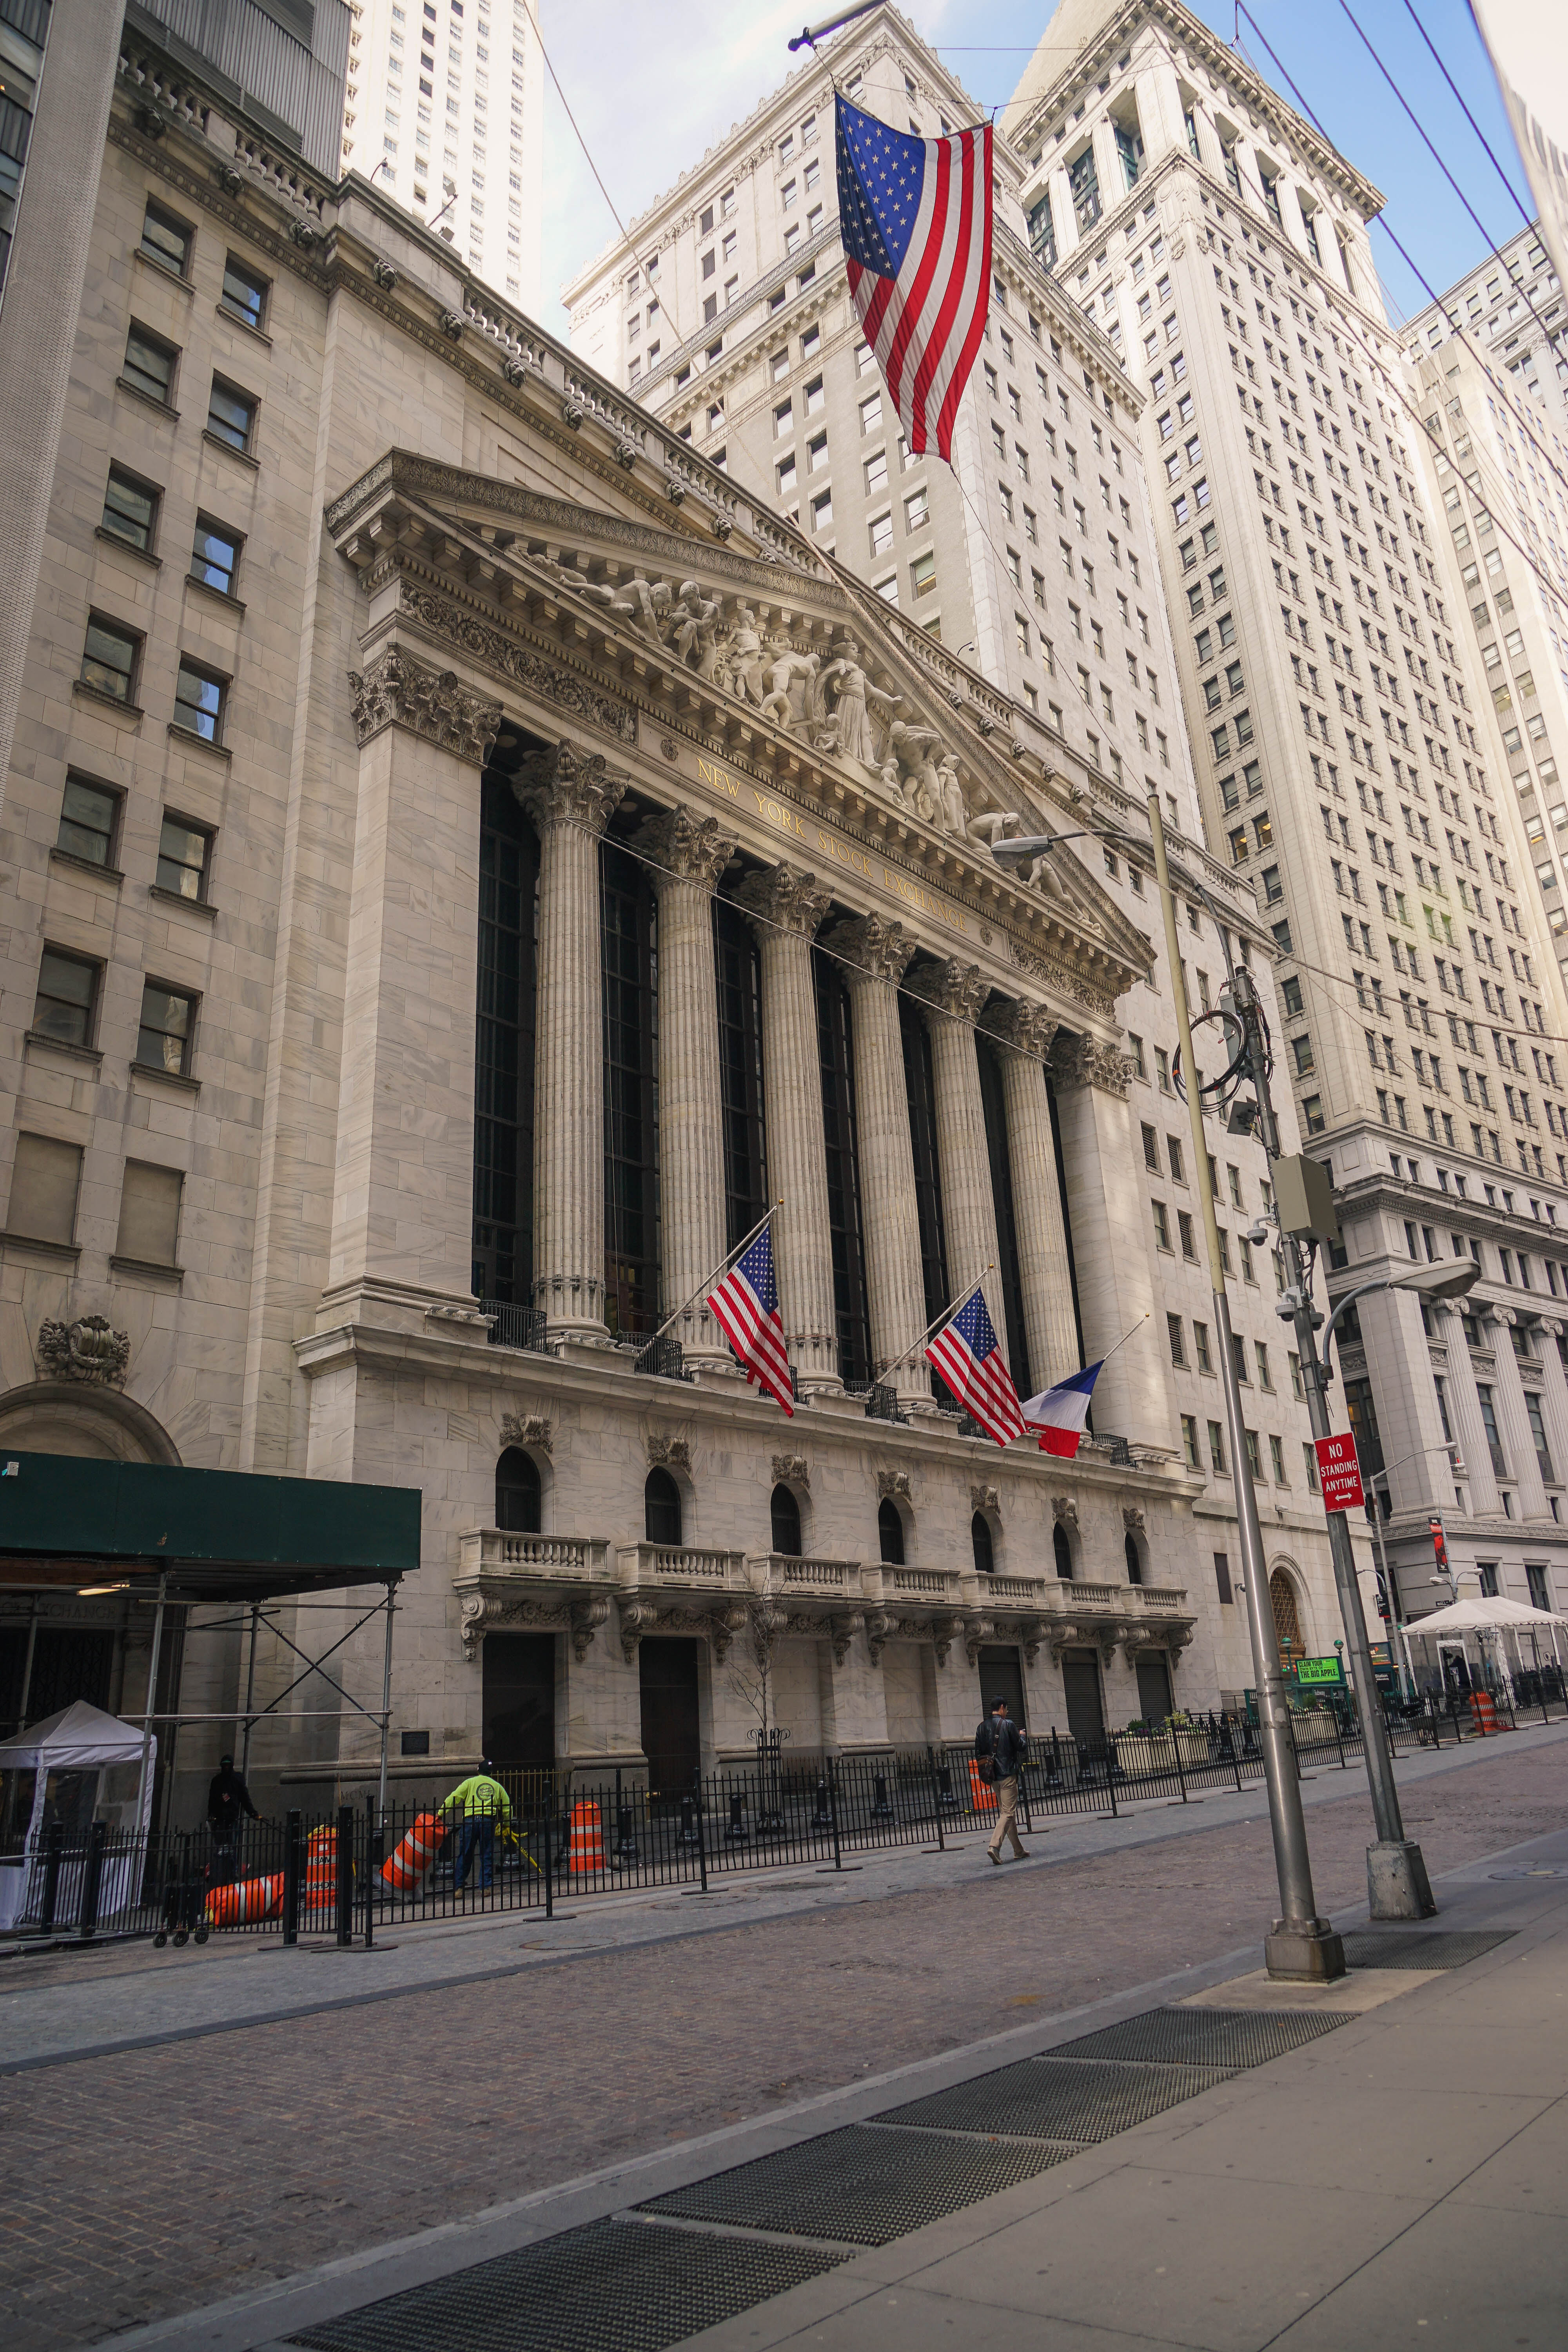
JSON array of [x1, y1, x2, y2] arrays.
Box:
[[987, 1773, 1027, 1857]]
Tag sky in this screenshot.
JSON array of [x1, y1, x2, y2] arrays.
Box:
[[532, 0, 1537, 341]]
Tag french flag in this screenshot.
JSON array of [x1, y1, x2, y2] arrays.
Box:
[[1020, 1363, 1102, 1459]]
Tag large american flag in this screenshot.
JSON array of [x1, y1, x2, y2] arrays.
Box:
[[708, 1222, 793, 1416], [926, 1290, 1025, 1447], [835, 93, 993, 463]]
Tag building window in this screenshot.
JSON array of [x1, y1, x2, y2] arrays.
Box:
[[1476, 1382, 1506, 1475], [190, 517, 242, 599], [155, 814, 213, 903], [136, 980, 197, 1077], [174, 659, 227, 744], [602, 842, 660, 1339], [1053, 1522, 1073, 1579], [140, 200, 193, 277], [1527, 1563, 1551, 1610], [52, 776, 118, 880], [1208, 1419, 1225, 1472], [1167, 1312, 1186, 1366], [878, 1495, 905, 1564], [220, 254, 270, 332], [101, 466, 160, 554], [713, 899, 769, 1252], [5, 1134, 83, 1247], [33, 948, 100, 1049], [496, 1446, 542, 1534], [644, 1466, 682, 1546], [770, 1483, 802, 1555], [910, 551, 936, 599], [80, 616, 140, 705], [971, 1513, 994, 1575], [811, 487, 832, 532], [114, 1161, 183, 1269], [816, 947, 872, 1387], [1181, 1414, 1200, 1469], [1526, 1391, 1555, 1484], [473, 778, 539, 1307], [206, 377, 257, 454], [122, 320, 180, 408]]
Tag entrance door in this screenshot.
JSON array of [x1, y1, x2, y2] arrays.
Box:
[[639, 1638, 701, 1795], [977, 1646, 1027, 1730], [482, 1633, 556, 1768], [1061, 1649, 1105, 1748], [1136, 1654, 1174, 1725]]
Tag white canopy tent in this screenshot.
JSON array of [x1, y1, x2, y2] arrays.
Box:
[[1403, 1595, 1565, 1703], [0, 1701, 155, 1932]]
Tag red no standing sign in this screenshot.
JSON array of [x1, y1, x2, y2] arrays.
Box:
[[1316, 1432, 1365, 1512]]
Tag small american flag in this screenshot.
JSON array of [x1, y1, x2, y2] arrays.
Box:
[[835, 92, 993, 463], [708, 1222, 793, 1416], [926, 1290, 1025, 1448]]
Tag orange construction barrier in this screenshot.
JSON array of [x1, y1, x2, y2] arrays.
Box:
[[381, 1811, 445, 1891], [1472, 1690, 1499, 1735], [566, 1798, 604, 1873], [205, 1873, 284, 1928], [303, 1825, 337, 1913], [968, 1759, 998, 1813]]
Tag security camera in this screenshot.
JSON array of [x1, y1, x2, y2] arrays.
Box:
[[1246, 1220, 1270, 1246]]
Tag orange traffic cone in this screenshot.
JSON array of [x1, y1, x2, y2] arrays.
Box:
[[968, 1759, 998, 1814], [303, 1825, 337, 1914], [566, 1798, 604, 1875], [205, 1873, 284, 1928], [381, 1811, 445, 1891], [1472, 1690, 1499, 1735]]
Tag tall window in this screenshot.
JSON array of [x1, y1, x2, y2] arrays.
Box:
[[472, 777, 538, 1304], [815, 947, 873, 1385], [971, 1513, 994, 1575], [495, 1447, 541, 1533], [644, 1466, 682, 1545], [770, 1483, 802, 1556], [1053, 1523, 1073, 1580], [602, 840, 660, 1337], [976, 1036, 1032, 1399], [1342, 1374, 1385, 1480], [899, 997, 949, 1395], [713, 897, 768, 1250], [877, 1497, 905, 1564]]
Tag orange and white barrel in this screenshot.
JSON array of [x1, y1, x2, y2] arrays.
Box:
[[205, 1873, 285, 1928], [566, 1798, 604, 1874], [968, 1760, 998, 1813], [303, 1825, 338, 1913], [381, 1811, 445, 1891], [1472, 1690, 1499, 1735]]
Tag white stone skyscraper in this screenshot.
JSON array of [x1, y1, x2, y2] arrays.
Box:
[[340, 0, 543, 312]]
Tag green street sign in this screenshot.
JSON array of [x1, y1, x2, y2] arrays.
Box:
[[1296, 1655, 1347, 1688]]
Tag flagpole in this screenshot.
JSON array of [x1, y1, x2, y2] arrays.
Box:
[[646, 1201, 782, 1350], [875, 1264, 994, 1382], [1094, 1314, 1149, 1370]]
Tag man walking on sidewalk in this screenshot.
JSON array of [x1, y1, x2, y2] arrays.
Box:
[[975, 1695, 1029, 1864]]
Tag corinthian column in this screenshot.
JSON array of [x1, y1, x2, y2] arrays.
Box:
[[907, 960, 1000, 1319], [514, 740, 627, 1342], [734, 863, 839, 1392], [633, 804, 734, 1367], [1049, 1028, 1171, 1446], [822, 915, 928, 1409], [989, 1001, 1077, 1393]]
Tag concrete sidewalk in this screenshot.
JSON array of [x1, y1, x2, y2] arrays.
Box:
[[6, 1714, 1565, 2075]]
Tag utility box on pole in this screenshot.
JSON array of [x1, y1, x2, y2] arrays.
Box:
[[1274, 1154, 1340, 1244]]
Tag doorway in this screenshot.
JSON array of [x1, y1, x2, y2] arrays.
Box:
[[1135, 1653, 1174, 1725], [639, 1638, 702, 1795], [977, 1646, 1027, 1730], [1061, 1648, 1105, 1748], [482, 1633, 556, 1768]]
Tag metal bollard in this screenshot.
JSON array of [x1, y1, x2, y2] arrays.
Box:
[[283, 1809, 302, 1946], [872, 1773, 894, 1823], [77, 1818, 108, 1941], [677, 1792, 701, 1845], [724, 1791, 748, 1844], [811, 1773, 834, 1830]]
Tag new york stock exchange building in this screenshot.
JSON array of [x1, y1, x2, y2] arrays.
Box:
[[0, 31, 1350, 1815]]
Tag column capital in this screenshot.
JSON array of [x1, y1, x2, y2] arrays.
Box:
[[733, 860, 831, 939], [822, 913, 917, 988], [513, 738, 628, 835], [632, 803, 735, 893], [987, 998, 1059, 1059], [1051, 1029, 1132, 1098], [906, 957, 986, 1025], [347, 646, 502, 766]]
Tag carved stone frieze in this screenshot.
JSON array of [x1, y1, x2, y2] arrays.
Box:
[[499, 1412, 552, 1455], [460, 1590, 567, 1658], [347, 647, 503, 766], [646, 1434, 692, 1477], [513, 739, 629, 836], [1051, 1031, 1133, 1098], [733, 862, 831, 941], [986, 999, 1058, 1060], [771, 1454, 809, 1489], [963, 1614, 995, 1666], [1009, 939, 1117, 1023], [617, 1596, 657, 1665], [875, 1469, 911, 1502], [395, 581, 637, 743], [822, 913, 917, 989], [829, 1611, 862, 1666], [970, 1484, 1000, 1517], [571, 1595, 610, 1661], [863, 1610, 896, 1666], [1123, 1506, 1147, 1535], [931, 1613, 965, 1667], [1052, 1496, 1078, 1528], [632, 804, 734, 893], [906, 958, 986, 1025], [710, 1601, 749, 1662], [1019, 1618, 1047, 1668], [36, 1316, 129, 1387]]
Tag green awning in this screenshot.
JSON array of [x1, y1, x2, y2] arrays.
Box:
[[0, 1451, 421, 1602]]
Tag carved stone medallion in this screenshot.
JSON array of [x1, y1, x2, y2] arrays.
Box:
[[36, 1316, 129, 1387]]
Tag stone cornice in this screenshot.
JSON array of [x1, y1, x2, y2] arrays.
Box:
[[347, 647, 502, 765]]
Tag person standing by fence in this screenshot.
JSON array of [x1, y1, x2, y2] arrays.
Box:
[[975, 1697, 1030, 1864], [439, 1764, 511, 1891], [206, 1754, 259, 1887]]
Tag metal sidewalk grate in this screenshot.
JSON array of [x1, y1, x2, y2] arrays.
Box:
[[637, 2123, 1072, 2247], [876, 2053, 1233, 2143], [1342, 1928, 1517, 1971], [1052, 2005, 1350, 2069], [287, 2218, 848, 2352]]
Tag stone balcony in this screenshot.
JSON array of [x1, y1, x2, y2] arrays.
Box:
[[454, 1530, 1195, 1670]]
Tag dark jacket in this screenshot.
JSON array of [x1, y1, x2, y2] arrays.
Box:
[[207, 1767, 258, 1834], [975, 1713, 1025, 1778]]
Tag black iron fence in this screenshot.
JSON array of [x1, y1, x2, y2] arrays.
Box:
[[5, 1685, 1564, 1946]]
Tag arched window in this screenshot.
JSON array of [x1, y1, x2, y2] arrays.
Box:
[[496, 1446, 541, 1534], [769, 1483, 802, 1557], [1053, 1523, 1074, 1581], [971, 1513, 994, 1575], [1270, 1568, 1303, 1661], [644, 1466, 682, 1546], [877, 1496, 905, 1564], [1124, 1532, 1143, 1586]]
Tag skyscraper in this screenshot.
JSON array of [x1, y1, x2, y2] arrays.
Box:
[[340, 0, 542, 311]]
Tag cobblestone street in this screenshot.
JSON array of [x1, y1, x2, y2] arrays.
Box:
[[2, 1736, 1564, 2350]]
